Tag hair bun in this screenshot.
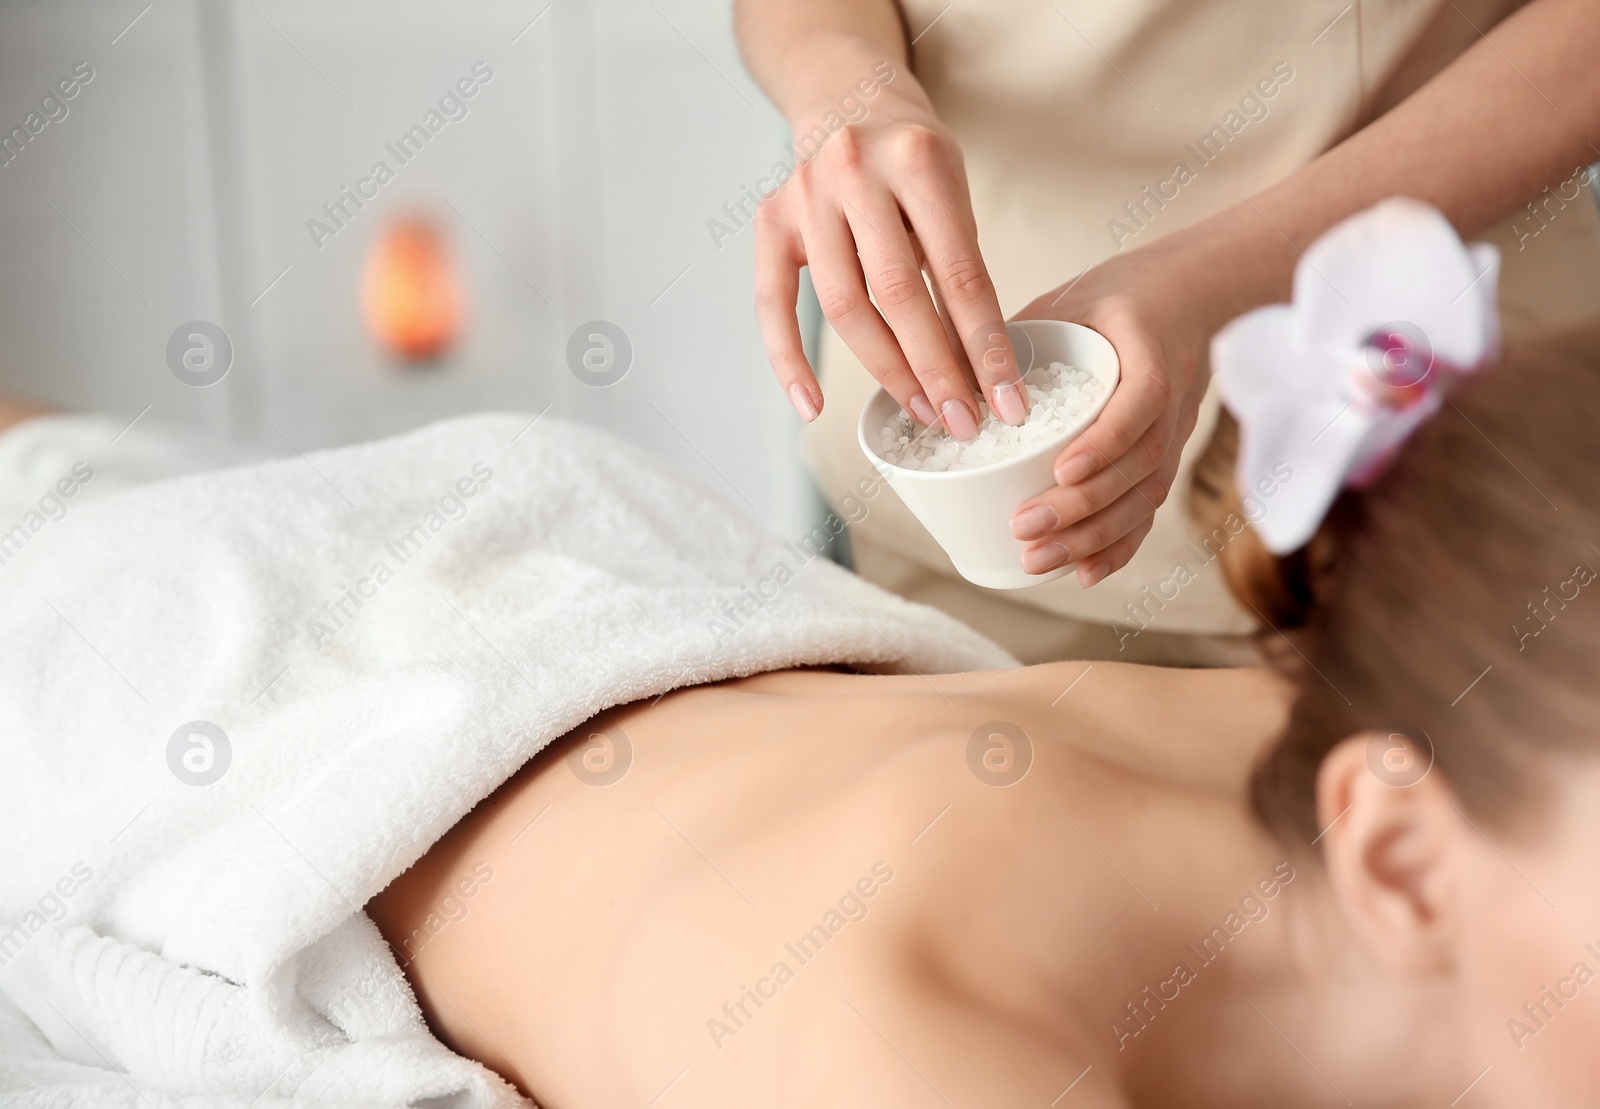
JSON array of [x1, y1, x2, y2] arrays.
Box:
[[1187, 409, 1349, 639]]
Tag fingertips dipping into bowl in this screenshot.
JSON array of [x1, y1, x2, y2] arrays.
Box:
[[857, 319, 1120, 590]]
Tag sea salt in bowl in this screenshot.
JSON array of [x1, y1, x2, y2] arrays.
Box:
[[857, 319, 1120, 589]]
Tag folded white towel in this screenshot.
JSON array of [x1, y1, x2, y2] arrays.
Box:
[[0, 413, 1015, 1107]]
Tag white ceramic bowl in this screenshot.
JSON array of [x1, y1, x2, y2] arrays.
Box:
[[856, 319, 1120, 590]]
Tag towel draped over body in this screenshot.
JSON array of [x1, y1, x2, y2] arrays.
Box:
[[0, 414, 1014, 1108]]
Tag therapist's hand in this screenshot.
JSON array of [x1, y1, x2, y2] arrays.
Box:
[[1007, 234, 1221, 587], [753, 89, 1027, 438]]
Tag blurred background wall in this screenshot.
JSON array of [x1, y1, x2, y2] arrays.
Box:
[[0, 0, 826, 539]]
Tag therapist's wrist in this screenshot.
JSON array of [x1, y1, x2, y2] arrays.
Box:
[[1167, 201, 1304, 337], [779, 37, 933, 135]]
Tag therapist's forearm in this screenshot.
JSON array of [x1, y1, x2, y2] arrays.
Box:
[[733, 0, 925, 126], [1189, 0, 1600, 329]]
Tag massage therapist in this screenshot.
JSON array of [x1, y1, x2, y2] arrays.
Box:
[[736, 0, 1600, 664]]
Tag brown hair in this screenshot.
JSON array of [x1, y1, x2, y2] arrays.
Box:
[[1192, 326, 1600, 843]]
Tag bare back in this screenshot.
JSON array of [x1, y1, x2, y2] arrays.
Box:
[[367, 662, 1295, 1109]]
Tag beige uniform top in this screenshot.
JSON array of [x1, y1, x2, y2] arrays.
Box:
[[805, 0, 1600, 643]]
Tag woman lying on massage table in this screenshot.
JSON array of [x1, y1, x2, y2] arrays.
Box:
[[369, 310, 1600, 1104]]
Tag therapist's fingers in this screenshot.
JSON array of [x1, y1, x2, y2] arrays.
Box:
[[1048, 339, 1172, 520], [928, 275, 974, 381], [911, 233, 974, 384], [899, 179, 1025, 425], [799, 202, 934, 424], [752, 209, 822, 421], [1023, 420, 1170, 535], [1077, 520, 1154, 588], [1014, 464, 1174, 571], [840, 191, 982, 439]]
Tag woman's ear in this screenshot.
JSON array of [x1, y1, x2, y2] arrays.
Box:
[[1315, 733, 1462, 975]]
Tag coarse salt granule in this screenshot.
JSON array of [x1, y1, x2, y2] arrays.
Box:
[[876, 360, 1105, 472]]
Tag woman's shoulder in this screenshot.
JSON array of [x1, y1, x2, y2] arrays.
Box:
[[977, 659, 1293, 797]]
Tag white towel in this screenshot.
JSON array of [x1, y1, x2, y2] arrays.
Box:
[[0, 413, 1015, 1107], [0, 411, 263, 526]]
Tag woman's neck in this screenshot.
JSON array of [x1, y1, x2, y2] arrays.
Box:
[[1086, 859, 1466, 1108], [897, 663, 1465, 1109]]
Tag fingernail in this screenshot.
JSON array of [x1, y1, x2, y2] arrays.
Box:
[[941, 399, 979, 440], [908, 393, 938, 426], [1009, 504, 1058, 540], [1080, 562, 1110, 588], [1055, 451, 1097, 485], [788, 383, 820, 422], [1021, 543, 1069, 575], [992, 380, 1028, 425]]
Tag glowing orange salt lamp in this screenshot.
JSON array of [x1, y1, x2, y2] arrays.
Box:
[[362, 216, 462, 361]]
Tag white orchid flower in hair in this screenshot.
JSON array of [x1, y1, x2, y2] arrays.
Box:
[[1213, 197, 1501, 555]]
